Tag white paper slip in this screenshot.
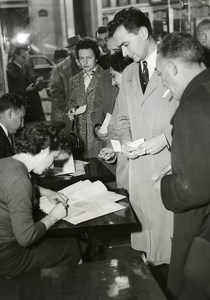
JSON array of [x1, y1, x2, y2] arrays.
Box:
[[110, 140, 122, 152], [99, 113, 112, 134], [56, 154, 75, 175], [75, 105, 86, 115], [128, 138, 145, 150]]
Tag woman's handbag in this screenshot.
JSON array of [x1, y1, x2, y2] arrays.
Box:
[[68, 115, 84, 155]]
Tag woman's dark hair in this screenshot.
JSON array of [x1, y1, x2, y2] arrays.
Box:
[[76, 37, 101, 60], [110, 51, 133, 73], [14, 123, 66, 155]]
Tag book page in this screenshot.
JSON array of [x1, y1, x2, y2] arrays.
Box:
[[39, 180, 126, 224]]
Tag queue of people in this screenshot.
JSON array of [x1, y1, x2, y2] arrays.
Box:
[[1, 5, 210, 299]]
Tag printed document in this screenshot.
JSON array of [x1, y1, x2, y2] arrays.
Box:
[[40, 180, 126, 225]]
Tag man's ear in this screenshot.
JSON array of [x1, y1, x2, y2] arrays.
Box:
[[6, 108, 14, 120], [168, 61, 178, 76], [138, 26, 149, 40], [200, 33, 207, 46]]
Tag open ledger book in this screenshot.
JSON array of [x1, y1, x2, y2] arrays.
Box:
[[39, 180, 126, 225]]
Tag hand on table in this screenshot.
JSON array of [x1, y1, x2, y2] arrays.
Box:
[[49, 202, 68, 221], [44, 189, 68, 206]]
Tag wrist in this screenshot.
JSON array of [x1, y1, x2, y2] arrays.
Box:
[[48, 214, 57, 225]]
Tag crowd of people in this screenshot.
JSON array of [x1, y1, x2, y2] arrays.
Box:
[[1, 5, 210, 299]]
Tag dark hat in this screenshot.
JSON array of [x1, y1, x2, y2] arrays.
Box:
[[65, 35, 81, 48], [53, 48, 68, 61]]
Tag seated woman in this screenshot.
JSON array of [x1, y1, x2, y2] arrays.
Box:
[[65, 37, 104, 158], [0, 123, 82, 278], [98, 51, 132, 191]]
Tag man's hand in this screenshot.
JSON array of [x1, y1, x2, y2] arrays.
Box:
[[26, 83, 35, 92], [122, 140, 140, 159], [95, 126, 108, 140], [98, 147, 116, 163], [40, 187, 68, 205], [138, 133, 167, 155]]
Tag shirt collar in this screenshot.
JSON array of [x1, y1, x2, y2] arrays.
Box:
[[83, 66, 97, 77], [13, 60, 23, 69], [0, 123, 9, 137]]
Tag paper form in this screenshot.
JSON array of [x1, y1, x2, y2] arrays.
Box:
[[99, 113, 112, 134]]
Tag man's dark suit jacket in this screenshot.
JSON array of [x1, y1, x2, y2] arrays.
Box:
[[161, 68, 210, 300], [0, 126, 14, 159]]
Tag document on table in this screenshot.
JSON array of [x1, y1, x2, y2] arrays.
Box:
[[39, 180, 126, 225], [99, 113, 112, 134]]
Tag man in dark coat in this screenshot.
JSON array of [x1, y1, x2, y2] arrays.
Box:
[[7, 45, 45, 124], [156, 32, 210, 300], [50, 35, 81, 121], [0, 93, 25, 158]]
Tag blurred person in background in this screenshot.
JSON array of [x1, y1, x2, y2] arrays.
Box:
[[95, 26, 110, 70], [50, 35, 81, 122], [65, 37, 104, 158], [7, 45, 45, 124], [53, 48, 68, 65]]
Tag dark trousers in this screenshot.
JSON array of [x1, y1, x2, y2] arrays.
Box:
[[0, 236, 82, 277]]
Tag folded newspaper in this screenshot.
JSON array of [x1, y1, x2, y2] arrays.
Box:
[[39, 180, 126, 225]]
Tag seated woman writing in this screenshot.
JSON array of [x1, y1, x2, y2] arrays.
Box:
[[0, 123, 82, 278], [65, 37, 104, 158]]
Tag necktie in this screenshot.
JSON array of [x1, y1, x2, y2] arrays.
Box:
[[139, 60, 149, 94]]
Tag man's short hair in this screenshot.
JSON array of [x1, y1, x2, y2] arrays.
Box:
[[158, 32, 205, 64], [196, 19, 210, 39], [0, 93, 26, 113], [110, 51, 133, 73], [95, 26, 108, 40], [108, 6, 152, 38], [15, 123, 66, 154], [76, 37, 101, 60]]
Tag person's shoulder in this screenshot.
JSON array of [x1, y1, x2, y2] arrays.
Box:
[[122, 61, 138, 78]]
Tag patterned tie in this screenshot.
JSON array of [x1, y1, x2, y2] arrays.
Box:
[[139, 60, 149, 94]]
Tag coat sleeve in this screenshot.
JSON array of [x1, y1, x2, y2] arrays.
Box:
[[117, 72, 132, 143], [161, 87, 210, 213], [50, 65, 66, 110]]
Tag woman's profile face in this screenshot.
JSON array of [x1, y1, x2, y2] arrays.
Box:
[[78, 48, 97, 72], [33, 149, 60, 175], [110, 68, 122, 88]]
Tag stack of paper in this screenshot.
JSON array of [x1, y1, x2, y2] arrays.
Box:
[[39, 180, 126, 225]]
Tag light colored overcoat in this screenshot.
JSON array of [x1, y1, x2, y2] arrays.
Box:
[[118, 61, 178, 265]]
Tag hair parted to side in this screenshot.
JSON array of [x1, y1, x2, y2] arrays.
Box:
[[158, 32, 205, 64], [76, 37, 101, 60], [0, 93, 26, 113], [14, 123, 67, 155], [108, 6, 152, 38], [110, 51, 133, 73]]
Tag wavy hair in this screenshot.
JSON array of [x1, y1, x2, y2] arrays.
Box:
[[14, 123, 67, 155]]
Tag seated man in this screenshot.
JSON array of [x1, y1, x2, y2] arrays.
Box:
[[0, 93, 25, 159]]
